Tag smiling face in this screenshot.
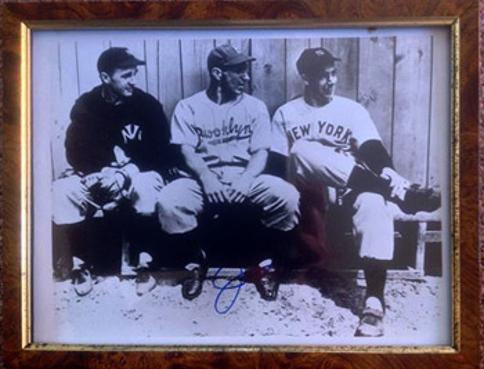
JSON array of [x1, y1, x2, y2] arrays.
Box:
[[101, 67, 138, 98], [221, 62, 250, 96], [303, 64, 338, 104]]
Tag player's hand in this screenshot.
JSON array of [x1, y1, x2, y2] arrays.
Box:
[[83, 167, 126, 211], [200, 170, 226, 204], [98, 167, 126, 195], [228, 174, 254, 203], [67, 180, 100, 215], [81, 172, 102, 191], [381, 167, 410, 200]]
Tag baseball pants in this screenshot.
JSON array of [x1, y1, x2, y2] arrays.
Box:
[[52, 171, 165, 274], [156, 174, 300, 235], [289, 140, 394, 260], [53, 171, 164, 225]]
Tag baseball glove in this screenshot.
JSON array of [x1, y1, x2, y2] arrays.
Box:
[[81, 167, 127, 210]]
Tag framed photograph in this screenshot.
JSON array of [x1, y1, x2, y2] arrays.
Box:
[[1, 1, 479, 369]]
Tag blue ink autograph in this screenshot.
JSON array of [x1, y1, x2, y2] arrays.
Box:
[[211, 268, 246, 315], [211, 262, 273, 315]]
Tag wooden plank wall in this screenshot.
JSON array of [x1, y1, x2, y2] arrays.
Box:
[[45, 36, 438, 188]]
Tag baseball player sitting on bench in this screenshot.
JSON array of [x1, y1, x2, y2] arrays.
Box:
[[52, 47, 176, 297], [156, 44, 300, 301], [271, 47, 441, 337]]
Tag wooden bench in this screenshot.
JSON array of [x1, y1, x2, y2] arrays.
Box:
[[339, 206, 442, 280], [393, 209, 442, 278]]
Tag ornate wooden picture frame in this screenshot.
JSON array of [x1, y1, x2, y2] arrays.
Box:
[[1, 1, 478, 368]]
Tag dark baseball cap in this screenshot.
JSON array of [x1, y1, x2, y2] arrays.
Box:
[[207, 44, 255, 70], [97, 47, 145, 74], [296, 47, 341, 76]]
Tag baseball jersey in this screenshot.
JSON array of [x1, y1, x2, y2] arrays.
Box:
[[272, 96, 381, 156], [66, 85, 172, 175], [171, 91, 271, 171]]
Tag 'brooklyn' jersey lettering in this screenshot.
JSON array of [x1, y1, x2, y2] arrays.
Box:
[[171, 91, 271, 168], [191, 117, 253, 145]]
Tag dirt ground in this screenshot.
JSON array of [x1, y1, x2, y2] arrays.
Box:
[[48, 269, 447, 346]]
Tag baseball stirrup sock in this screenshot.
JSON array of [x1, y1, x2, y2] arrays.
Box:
[[347, 166, 390, 196]]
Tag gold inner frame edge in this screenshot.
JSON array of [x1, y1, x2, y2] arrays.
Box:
[[20, 17, 461, 354]]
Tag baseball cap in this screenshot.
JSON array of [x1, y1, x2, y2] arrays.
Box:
[[296, 47, 341, 76], [207, 44, 256, 70], [97, 47, 145, 74]]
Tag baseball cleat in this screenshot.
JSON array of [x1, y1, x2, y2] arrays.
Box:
[[71, 266, 93, 297], [354, 297, 384, 337], [181, 250, 207, 301], [134, 252, 157, 296], [394, 184, 441, 215], [255, 271, 280, 301], [252, 260, 280, 301], [135, 267, 157, 296], [181, 265, 205, 300]]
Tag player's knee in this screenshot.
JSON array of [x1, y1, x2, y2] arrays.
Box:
[[53, 175, 81, 197], [355, 192, 385, 208], [284, 189, 301, 229], [52, 176, 87, 225], [132, 171, 162, 190], [354, 192, 393, 222], [264, 176, 301, 216], [156, 180, 203, 233], [156, 193, 178, 219], [130, 171, 164, 215], [282, 182, 301, 217], [156, 198, 199, 234]]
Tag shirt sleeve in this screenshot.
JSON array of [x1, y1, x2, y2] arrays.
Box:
[[170, 100, 199, 148], [351, 104, 382, 146], [140, 99, 172, 172], [271, 107, 290, 156], [66, 99, 113, 174], [248, 100, 271, 153]]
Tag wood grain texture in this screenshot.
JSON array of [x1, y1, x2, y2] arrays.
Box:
[[392, 36, 432, 184], [285, 38, 310, 101], [158, 38, 183, 118], [46, 35, 439, 180], [0, 1, 479, 369], [251, 38, 286, 115], [357, 36, 395, 153], [180, 38, 214, 98]]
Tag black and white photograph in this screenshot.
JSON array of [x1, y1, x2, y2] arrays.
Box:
[[31, 27, 452, 347]]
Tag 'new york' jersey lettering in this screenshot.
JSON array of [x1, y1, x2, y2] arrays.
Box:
[[287, 121, 352, 145], [272, 96, 381, 156]]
